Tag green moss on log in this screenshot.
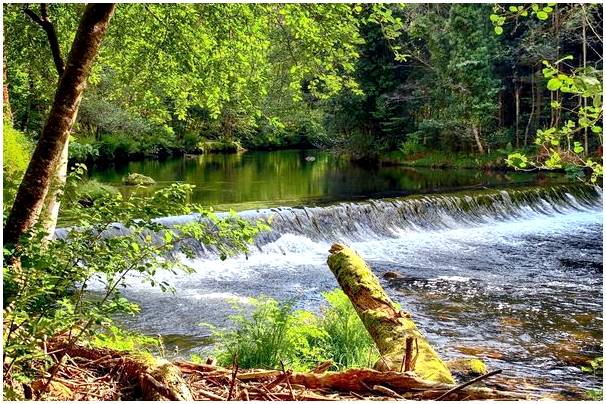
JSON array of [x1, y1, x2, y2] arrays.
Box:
[[326, 243, 454, 384]]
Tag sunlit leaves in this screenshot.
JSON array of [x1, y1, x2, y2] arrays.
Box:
[[506, 152, 529, 169], [546, 78, 562, 91]]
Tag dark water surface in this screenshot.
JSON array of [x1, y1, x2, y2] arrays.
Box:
[[90, 150, 569, 210], [87, 151, 602, 398]]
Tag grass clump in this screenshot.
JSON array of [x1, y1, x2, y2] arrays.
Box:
[[208, 289, 378, 371], [77, 179, 119, 202]]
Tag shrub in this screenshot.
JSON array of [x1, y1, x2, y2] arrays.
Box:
[[73, 178, 119, 204], [3, 124, 32, 212], [399, 132, 426, 156], [179, 132, 202, 153], [209, 289, 377, 371], [196, 139, 244, 153], [97, 134, 139, 160], [69, 141, 100, 163], [3, 124, 31, 179]]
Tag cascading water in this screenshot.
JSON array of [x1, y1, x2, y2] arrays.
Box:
[[79, 183, 602, 395]]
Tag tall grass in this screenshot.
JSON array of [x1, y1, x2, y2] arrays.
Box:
[[209, 289, 378, 371], [318, 289, 377, 369]]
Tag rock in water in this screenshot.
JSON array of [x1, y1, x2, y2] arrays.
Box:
[[122, 172, 155, 186], [383, 271, 402, 280]]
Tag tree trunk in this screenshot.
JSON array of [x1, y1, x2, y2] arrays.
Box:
[[3, 4, 116, 247], [524, 71, 536, 147], [326, 244, 454, 384], [582, 8, 588, 155], [514, 80, 521, 148], [41, 139, 69, 242], [536, 72, 543, 128], [24, 4, 72, 241], [472, 125, 485, 155]]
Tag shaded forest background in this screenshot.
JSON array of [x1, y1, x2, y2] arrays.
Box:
[[3, 3, 603, 163]]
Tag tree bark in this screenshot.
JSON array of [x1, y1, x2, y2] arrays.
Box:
[[472, 125, 485, 155], [23, 4, 72, 242], [524, 70, 536, 147], [514, 80, 521, 148], [3, 4, 116, 247], [41, 139, 69, 241], [582, 7, 588, 155], [326, 243, 454, 384]]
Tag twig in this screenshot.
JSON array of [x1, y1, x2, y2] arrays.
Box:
[[227, 355, 239, 401], [280, 361, 295, 400], [313, 360, 334, 373], [197, 389, 227, 401], [411, 338, 419, 371], [373, 384, 404, 399], [350, 391, 366, 400], [435, 369, 503, 401]]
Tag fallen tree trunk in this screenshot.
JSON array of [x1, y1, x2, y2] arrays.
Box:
[[47, 340, 192, 400], [289, 368, 528, 400], [326, 243, 454, 384]]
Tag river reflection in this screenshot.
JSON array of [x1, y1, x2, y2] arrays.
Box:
[[90, 150, 568, 210]]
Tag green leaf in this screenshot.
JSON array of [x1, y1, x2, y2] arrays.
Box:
[[591, 126, 602, 134], [509, 6, 518, 12], [573, 142, 584, 154], [494, 26, 503, 35], [543, 6, 553, 13], [536, 11, 549, 20], [521, 10, 528, 16], [531, 4, 540, 12], [546, 78, 562, 91], [489, 14, 499, 22]]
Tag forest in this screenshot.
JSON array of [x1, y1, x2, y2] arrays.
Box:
[[2, 2, 604, 402]]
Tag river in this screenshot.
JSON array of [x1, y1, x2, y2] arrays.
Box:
[[88, 150, 603, 397]]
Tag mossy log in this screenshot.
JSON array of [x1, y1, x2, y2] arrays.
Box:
[[326, 243, 454, 384]]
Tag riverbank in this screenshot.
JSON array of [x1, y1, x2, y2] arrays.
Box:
[[9, 339, 531, 401], [378, 150, 512, 170]]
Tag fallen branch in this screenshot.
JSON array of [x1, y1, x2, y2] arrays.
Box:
[[435, 369, 503, 401]]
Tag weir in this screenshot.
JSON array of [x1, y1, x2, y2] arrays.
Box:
[[55, 184, 603, 261]]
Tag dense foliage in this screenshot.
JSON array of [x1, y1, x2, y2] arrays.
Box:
[[4, 4, 602, 180]]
